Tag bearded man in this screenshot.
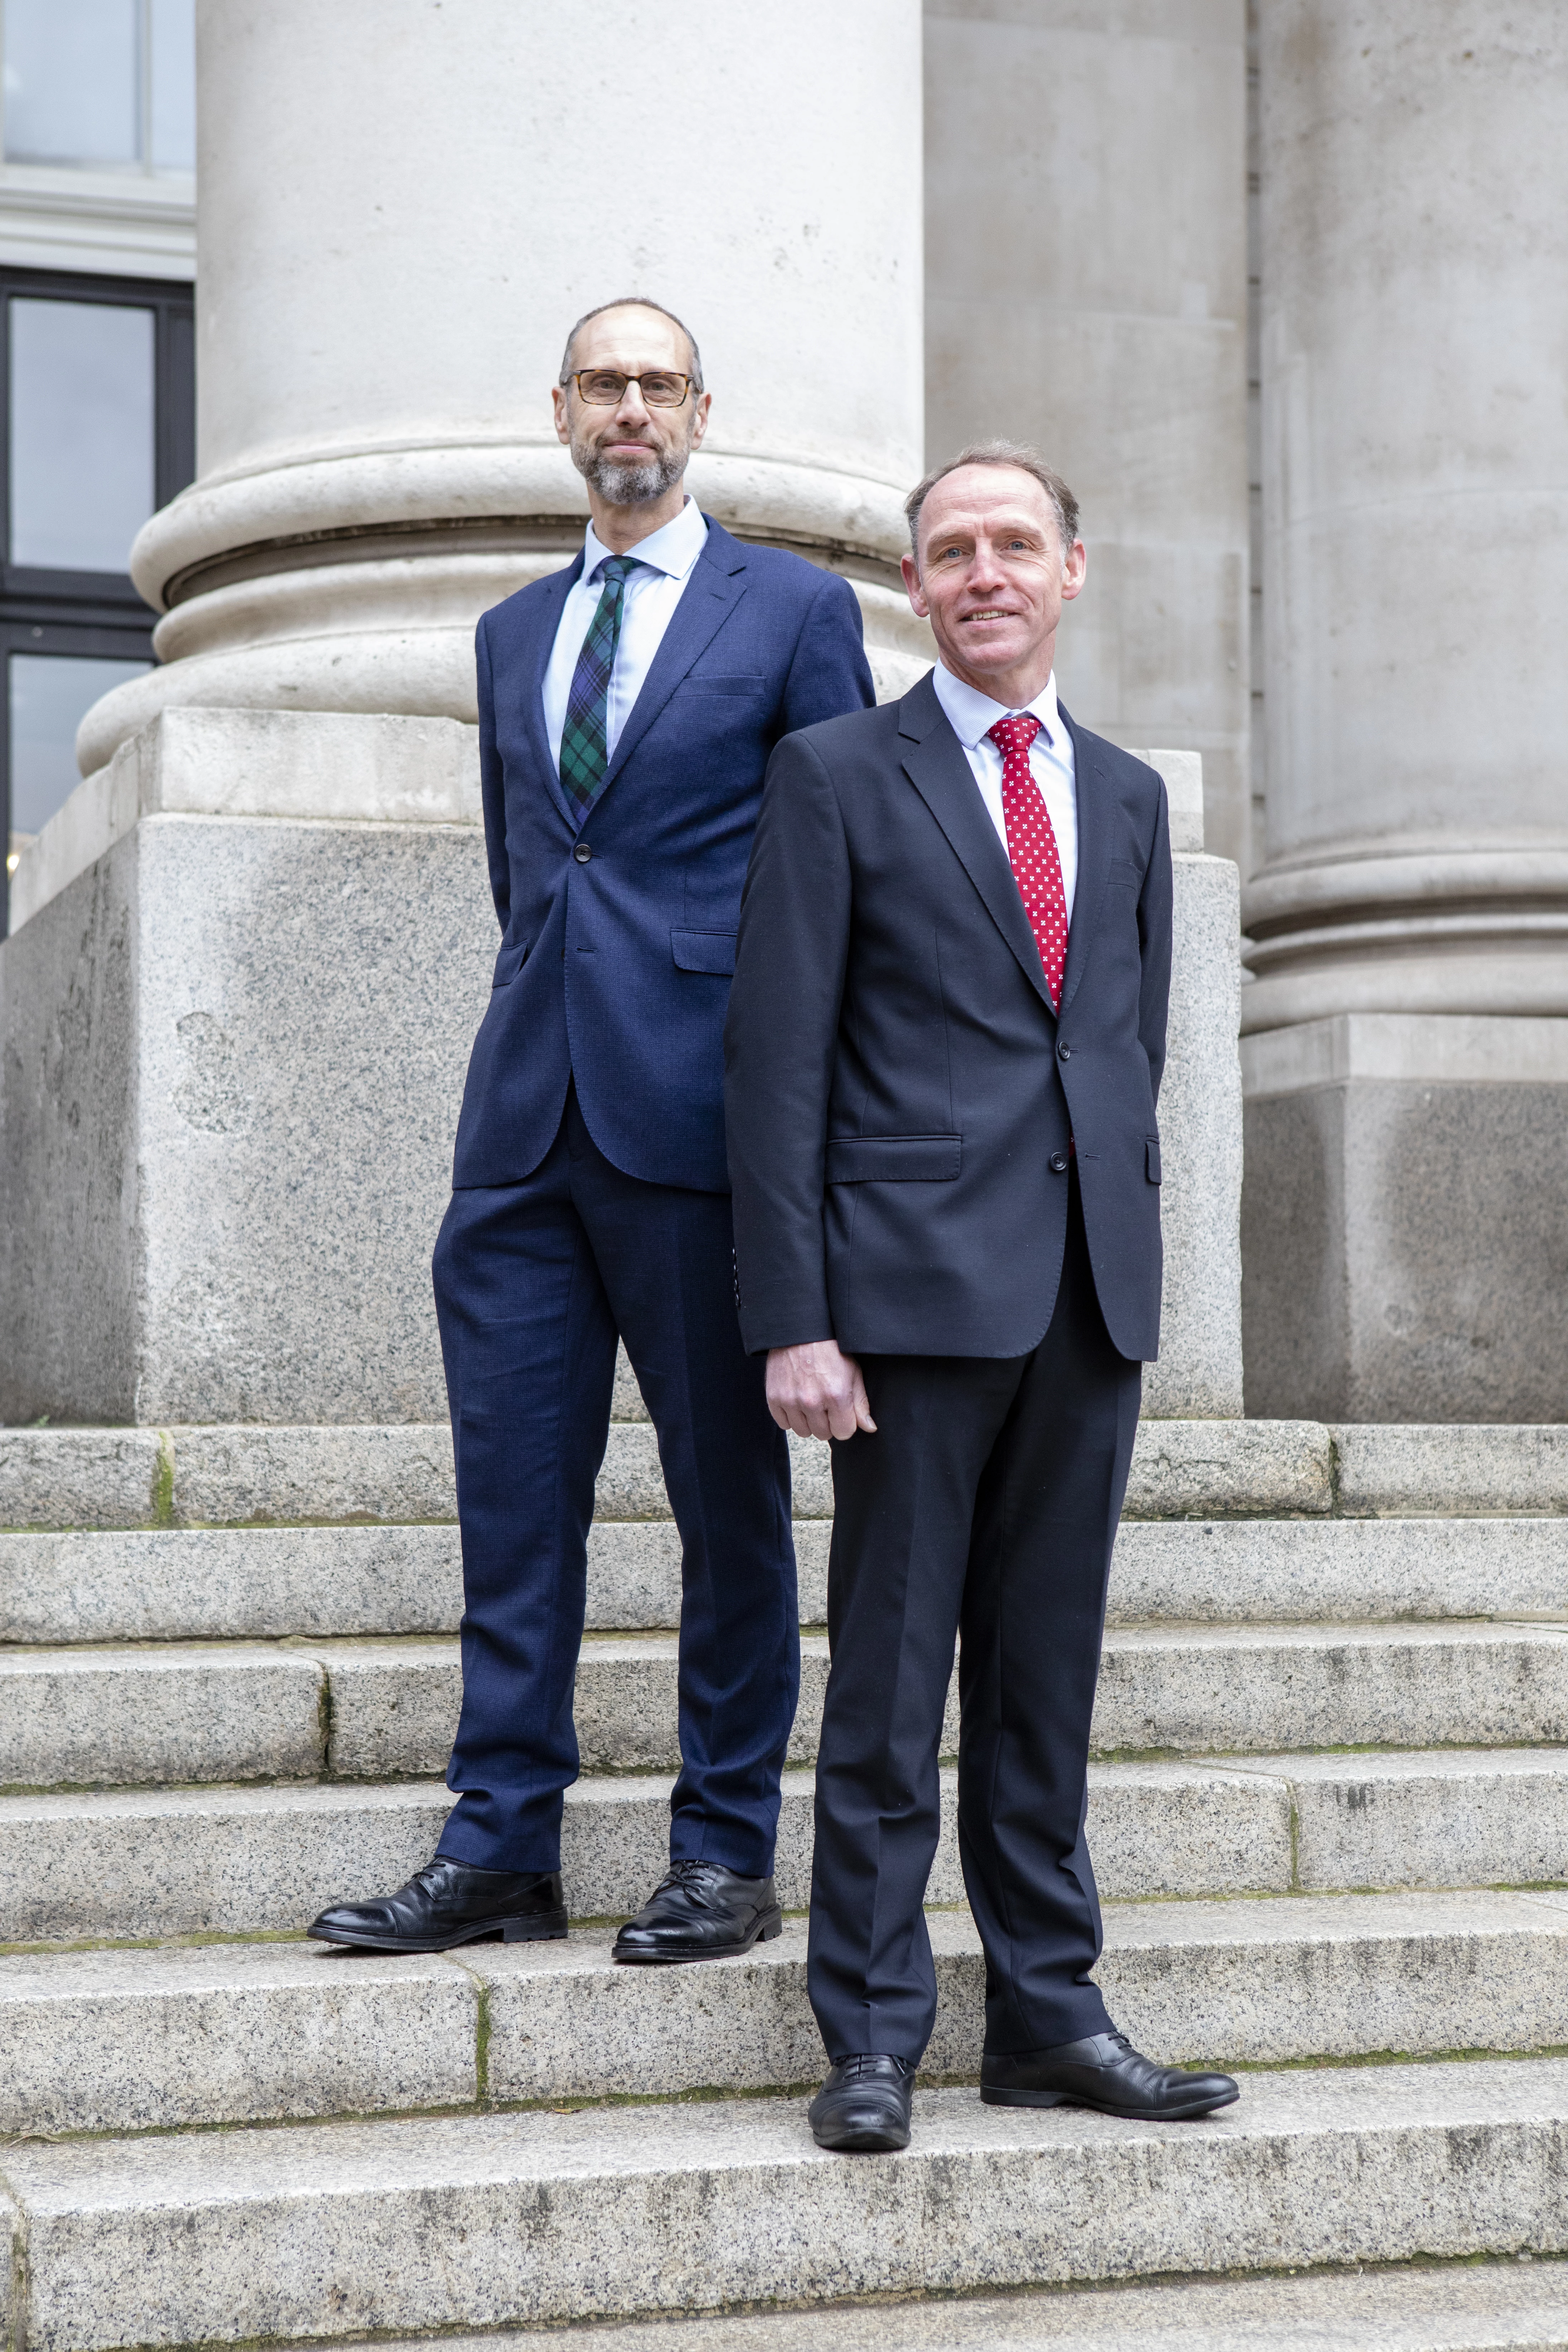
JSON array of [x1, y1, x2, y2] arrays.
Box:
[[311, 298, 873, 1960]]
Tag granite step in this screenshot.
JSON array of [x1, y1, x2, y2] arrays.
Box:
[[0, 1412, 1340, 1532], [4, 1890, 1568, 2136], [10, 1620, 1568, 1790], [368, 2258, 1568, 2352], [312, 1620, 1568, 1775], [0, 1760, 1295, 1942], [8, 1514, 1568, 1645], [7, 1414, 1567, 1539], [5, 2061, 1568, 2348], [4, 1744, 1567, 1944]]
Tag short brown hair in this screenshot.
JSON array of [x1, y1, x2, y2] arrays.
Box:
[[905, 440, 1079, 563], [559, 298, 704, 393]]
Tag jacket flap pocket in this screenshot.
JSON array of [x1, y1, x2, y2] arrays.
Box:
[[1146, 1137, 1162, 1184], [671, 928, 737, 976], [491, 943, 528, 990], [826, 1134, 963, 1184]]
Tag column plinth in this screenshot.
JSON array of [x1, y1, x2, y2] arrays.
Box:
[[1245, 0, 1568, 1420]]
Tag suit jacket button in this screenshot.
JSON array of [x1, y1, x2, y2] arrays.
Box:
[[1057, 1040, 1072, 1060], [1049, 1151, 1069, 1174], [573, 842, 593, 864]]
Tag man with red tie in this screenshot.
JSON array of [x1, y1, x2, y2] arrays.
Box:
[[723, 442, 1238, 2151]]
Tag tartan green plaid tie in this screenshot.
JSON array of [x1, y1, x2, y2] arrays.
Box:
[[559, 554, 641, 818]]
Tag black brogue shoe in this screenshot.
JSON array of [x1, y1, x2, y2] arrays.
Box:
[[809, 2055, 915, 2153], [611, 1859, 782, 1964], [308, 1855, 568, 1953], [981, 2030, 1239, 2120]]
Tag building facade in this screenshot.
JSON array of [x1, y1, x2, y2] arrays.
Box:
[[0, 0, 194, 923], [4, 0, 1566, 1424]]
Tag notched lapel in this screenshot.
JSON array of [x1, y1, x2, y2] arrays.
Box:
[[1057, 706, 1112, 1020], [897, 677, 1057, 1019], [588, 528, 748, 813]]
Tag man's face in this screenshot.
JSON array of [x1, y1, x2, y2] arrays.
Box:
[[552, 304, 711, 505], [901, 467, 1086, 685]]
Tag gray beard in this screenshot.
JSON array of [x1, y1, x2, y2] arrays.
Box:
[[572, 435, 688, 506]]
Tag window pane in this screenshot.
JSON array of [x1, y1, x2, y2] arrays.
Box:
[[10, 297, 155, 572], [3, 0, 140, 168], [8, 651, 149, 840], [150, 0, 194, 172]]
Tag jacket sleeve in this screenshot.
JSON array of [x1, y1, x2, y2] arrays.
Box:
[[475, 614, 510, 933], [778, 571, 875, 734], [724, 729, 853, 1352], [1138, 778, 1175, 1109]]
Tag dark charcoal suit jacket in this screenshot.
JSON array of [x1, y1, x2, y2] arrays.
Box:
[[724, 668, 1174, 1362], [451, 519, 874, 1195]]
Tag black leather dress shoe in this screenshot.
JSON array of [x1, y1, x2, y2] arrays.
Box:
[[308, 1855, 568, 1953], [982, 2031, 1238, 2120], [809, 2055, 915, 2152], [611, 1859, 782, 1964]]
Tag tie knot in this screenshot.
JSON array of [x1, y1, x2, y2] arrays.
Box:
[[987, 712, 1041, 760], [595, 554, 641, 588]]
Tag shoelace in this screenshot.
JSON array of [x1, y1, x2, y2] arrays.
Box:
[[655, 1858, 718, 1908], [837, 2053, 909, 2081]]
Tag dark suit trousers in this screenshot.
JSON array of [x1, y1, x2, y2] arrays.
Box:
[[807, 1169, 1141, 2064], [431, 1084, 798, 1877]]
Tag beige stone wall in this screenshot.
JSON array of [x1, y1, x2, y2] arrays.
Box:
[[924, 1, 1251, 870]]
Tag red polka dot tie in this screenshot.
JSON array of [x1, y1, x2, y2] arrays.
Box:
[[988, 712, 1068, 1007]]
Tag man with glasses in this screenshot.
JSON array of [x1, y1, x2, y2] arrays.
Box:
[[311, 298, 873, 1960]]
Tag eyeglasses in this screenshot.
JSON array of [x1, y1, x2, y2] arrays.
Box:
[[567, 369, 695, 409]]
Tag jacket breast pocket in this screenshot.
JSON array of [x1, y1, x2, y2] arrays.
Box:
[[682, 675, 764, 696], [826, 1135, 963, 1184], [1146, 1137, 1162, 1184], [671, 928, 737, 976]]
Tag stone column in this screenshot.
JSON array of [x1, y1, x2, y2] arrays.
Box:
[[2, 0, 927, 1424], [923, 1, 1251, 869], [1243, 1, 1568, 1421], [79, 0, 928, 776]]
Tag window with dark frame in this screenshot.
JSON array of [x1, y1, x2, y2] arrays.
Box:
[[1, 263, 194, 933]]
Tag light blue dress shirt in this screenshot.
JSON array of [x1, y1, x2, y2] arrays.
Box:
[[543, 496, 710, 772]]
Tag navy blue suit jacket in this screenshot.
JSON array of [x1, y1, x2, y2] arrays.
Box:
[[451, 519, 875, 1194], [724, 671, 1174, 1362]]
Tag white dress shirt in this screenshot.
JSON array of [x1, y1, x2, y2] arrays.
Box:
[[929, 661, 1079, 925], [543, 496, 710, 771]]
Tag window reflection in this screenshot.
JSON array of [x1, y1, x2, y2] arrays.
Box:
[[3, 0, 139, 167], [149, 0, 194, 172], [10, 297, 155, 572], [2, 0, 194, 174], [8, 651, 149, 854]]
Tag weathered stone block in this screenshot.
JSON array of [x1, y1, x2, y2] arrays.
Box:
[[0, 710, 494, 1425]]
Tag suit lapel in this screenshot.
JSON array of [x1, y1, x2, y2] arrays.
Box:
[[522, 552, 583, 832], [897, 672, 1057, 1020], [1056, 701, 1110, 1021], [584, 517, 747, 824]]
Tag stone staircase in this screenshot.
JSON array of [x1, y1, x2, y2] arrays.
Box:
[[3, 1379, 1568, 2349]]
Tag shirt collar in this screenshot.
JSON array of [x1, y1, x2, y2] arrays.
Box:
[[931, 660, 1061, 753], [583, 495, 708, 584]]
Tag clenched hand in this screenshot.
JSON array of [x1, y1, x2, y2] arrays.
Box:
[[765, 1340, 878, 1443]]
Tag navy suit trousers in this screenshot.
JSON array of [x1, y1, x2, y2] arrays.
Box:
[[431, 1085, 798, 1878], [807, 1168, 1142, 2065]]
